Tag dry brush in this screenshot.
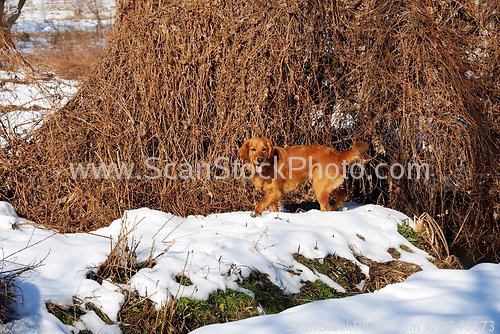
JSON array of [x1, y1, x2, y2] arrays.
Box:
[[1, 0, 499, 261]]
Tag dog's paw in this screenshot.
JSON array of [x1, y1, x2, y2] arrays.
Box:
[[250, 211, 258, 218]]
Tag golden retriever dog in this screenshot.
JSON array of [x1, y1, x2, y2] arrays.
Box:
[[239, 138, 369, 217]]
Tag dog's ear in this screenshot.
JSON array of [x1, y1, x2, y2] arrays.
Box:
[[238, 140, 250, 159], [264, 139, 274, 159]]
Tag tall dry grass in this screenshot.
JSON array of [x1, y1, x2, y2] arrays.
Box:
[[23, 29, 108, 80], [1, 0, 499, 262]]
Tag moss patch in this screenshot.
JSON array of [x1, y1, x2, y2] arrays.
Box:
[[52, 253, 424, 333], [177, 290, 261, 332], [388, 247, 402, 259], [45, 302, 87, 328], [293, 253, 366, 294], [398, 223, 423, 248]]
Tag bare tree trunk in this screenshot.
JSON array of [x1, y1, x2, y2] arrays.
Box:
[[0, 0, 27, 30], [0, 1, 5, 27]]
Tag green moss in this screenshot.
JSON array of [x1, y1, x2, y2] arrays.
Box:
[[295, 280, 341, 301], [45, 302, 89, 332], [177, 290, 260, 332], [388, 247, 401, 259], [239, 271, 294, 314], [94, 254, 371, 333], [400, 244, 413, 253], [119, 297, 166, 334], [293, 253, 365, 293], [398, 223, 423, 248]]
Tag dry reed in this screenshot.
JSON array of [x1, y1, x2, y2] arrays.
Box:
[[24, 29, 108, 80], [365, 260, 422, 291], [1, 0, 499, 262], [86, 214, 156, 284]]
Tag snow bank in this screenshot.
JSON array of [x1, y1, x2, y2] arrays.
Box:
[[192, 263, 500, 334], [0, 201, 497, 334]]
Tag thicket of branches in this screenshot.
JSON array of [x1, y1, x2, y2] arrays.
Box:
[[1, 0, 499, 261]]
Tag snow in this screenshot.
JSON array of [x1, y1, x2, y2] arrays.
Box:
[[10, 0, 116, 34], [0, 70, 79, 146], [73, 312, 121, 334], [0, 70, 79, 110], [192, 264, 500, 334], [1, 201, 499, 333]]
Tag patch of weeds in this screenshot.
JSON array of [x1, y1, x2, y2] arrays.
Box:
[[177, 290, 260, 332], [175, 274, 193, 286], [119, 273, 344, 333], [45, 302, 86, 326], [364, 261, 422, 292], [294, 254, 366, 294], [295, 280, 342, 302], [45, 302, 92, 333], [240, 258, 358, 316], [86, 252, 157, 285], [86, 218, 158, 285], [349, 247, 424, 293], [119, 289, 260, 334], [0, 277, 17, 324], [400, 244, 413, 253], [398, 223, 423, 248], [412, 214, 464, 269], [85, 302, 114, 325], [388, 247, 401, 259], [119, 294, 179, 334], [239, 271, 294, 314], [429, 255, 464, 269]]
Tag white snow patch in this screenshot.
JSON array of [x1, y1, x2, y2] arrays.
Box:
[[192, 264, 500, 334], [0, 202, 442, 333]]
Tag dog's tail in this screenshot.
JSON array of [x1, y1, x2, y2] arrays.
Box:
[[344, 141, 369, 163]]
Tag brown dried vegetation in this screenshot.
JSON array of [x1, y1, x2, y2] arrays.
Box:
[[1, 0, 499, 262], [24, 29, 108, 80]]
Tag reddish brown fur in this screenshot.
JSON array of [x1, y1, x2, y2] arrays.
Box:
[[239, 138, 369, 216]]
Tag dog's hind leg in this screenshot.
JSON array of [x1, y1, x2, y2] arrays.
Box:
[[312, 176, 334, 212], [312, 170, 345, 211], [313, 183, 332, 212], [331, 189, 346, 211]]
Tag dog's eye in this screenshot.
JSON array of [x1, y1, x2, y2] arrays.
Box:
[[251, 148, 256, 151], [262, 148, 267, 151]]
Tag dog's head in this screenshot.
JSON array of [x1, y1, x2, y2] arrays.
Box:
[[239, 137, 274, 173]]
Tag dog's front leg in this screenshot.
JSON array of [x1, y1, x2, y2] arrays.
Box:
[[251, 189, 283, 217]]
